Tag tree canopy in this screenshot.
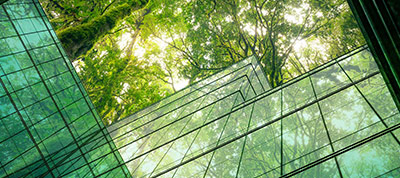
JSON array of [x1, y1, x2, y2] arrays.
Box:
[[41, 0, 366, 124]]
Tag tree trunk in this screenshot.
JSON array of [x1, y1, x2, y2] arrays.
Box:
[[57, 0, 148, 61]]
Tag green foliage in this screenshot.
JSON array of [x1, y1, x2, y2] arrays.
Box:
[[54, 0, 148, 60], [41, 0, 366, 124], [56, 3, 131, 59], [78, 44, 171, 124]]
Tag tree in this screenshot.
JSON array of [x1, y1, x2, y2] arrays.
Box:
[[78, 40, 171, 124], [41, 0, 366, 124], [56, 0, 148, 60], [147, 0, 365, 87]]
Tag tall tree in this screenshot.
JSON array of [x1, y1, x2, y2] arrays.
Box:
[[41, 0, 367, 124], [45, 0, 149, 60], [149, 0, 365, 86]]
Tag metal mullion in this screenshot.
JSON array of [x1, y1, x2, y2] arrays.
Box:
[[17, 64, 79, 177], [247, 59, 266, 91], [31, 1, 126, 176], [0, 162, 8, 177], [1, 56, 63, 78], [130, 97, 197, 176], [0, 86, 87, 142], [250, 57, 267, 91], [240, 71, 258, 97], [1, 107, 40, 173], [113, 63, 253, 127], [37, 121, 100, 177], [3, 9, 97, 176], [202, 91, 242, 177], [0, 140, 37, 171], [330, 112, 398, 143], [277, 45, 368, 87], [279, 112, 380, 171], [233, 47, 370, 110], [109, 68, 255, 134], [147, 71, 380, 178], [28, 119, 120, 176], [42, 137, 100, 178], [281, 118, 389, 172], [63, 90, 239, 177], [261, 117, 396, 177], [336, 59, 400, 146], [372, 0, 400, 55], [242, 70, 258, 100], [162, 62, 253, 103], [66, 71, 380, 178], [47, 135, 105, 177], [170, 95, 219, 178], [0, 55, 54, 178], [235, 102, 256, 177], [242, 77, 253, 101], [281, 142, 330, 170], [1, 6, 57, 177], [11, 60, 376, 176], [282, 122, 400, 178], [109, 73, 251, 135], [186, 75, 247, 103], [38, 125, 104, 177], [4, 109, 94, 176], [121, 91, 242, 150], [375, 165, 400, 177], [0, 42, 56, 59], [0, 28, 49, 41], [308, 76, 344, 178], [148, 93, 209, 177], [42, 107, 400, 178], [80, 137, 118, 178], [109, 62, 256, 128], [61, 144, 127, 178], [12, 125, 107, 177], [111, 86, 247, 147], [254, 167, 280, 178], [58, 91, 215, 177], [252, 55, 271, 90], [9, 55, 58, 129], [0, 81, 79, 126], [0, 68, 71, 110]]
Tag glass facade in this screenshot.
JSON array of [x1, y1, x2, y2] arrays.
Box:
[[1, 0, 400, 178], [0, 0, 129, 177], [108, 46, 400, 177]]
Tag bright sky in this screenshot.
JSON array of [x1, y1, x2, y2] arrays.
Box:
[[113, 2, 329, 93], [117, 32, 190, 92]]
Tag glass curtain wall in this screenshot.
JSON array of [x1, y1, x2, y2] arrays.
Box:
[[0, 0, 129, 177], [107, 46, 400, 178], [1, 0, 400, 177], [107, 55, 270, 177]]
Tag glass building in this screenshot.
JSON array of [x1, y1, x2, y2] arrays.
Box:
[[0, 0, 129, 177], [1, 0, 400, 178]]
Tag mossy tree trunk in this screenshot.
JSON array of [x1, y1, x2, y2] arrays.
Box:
[[57, 0, 148, 61]]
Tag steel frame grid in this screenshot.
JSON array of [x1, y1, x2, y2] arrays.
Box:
[[347, 0, 400, 111], [18, 56, 267, 177], [28, 50, 270, 177], [102, 45, 400, 177], [107, 56, 270, 134], [1, 0, 400, 177], [0, 1, 130, 177], [108, 62, 267, 140], [13, 44, 398, 178]]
